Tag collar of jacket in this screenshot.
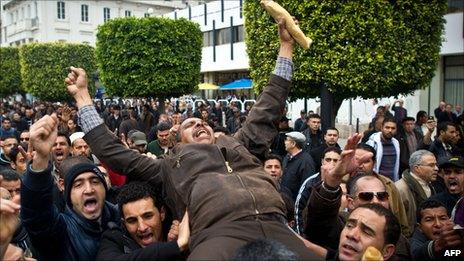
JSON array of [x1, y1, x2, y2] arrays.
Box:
[[65, 201, 120, 235], [402, 170, 429, 205]]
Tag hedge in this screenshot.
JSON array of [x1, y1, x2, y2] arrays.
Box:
[[0, 47, 22, 97], [244, 0, 447, 101], [96, 17, 202, 98], [19, 43, 96, 101]]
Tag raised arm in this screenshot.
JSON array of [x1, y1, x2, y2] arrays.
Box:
[[65, 68, 162, 185], [233, 18, 296, 159], [20, 114, 67, 259]]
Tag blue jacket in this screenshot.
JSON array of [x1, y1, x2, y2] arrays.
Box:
[[21, 163, 119, 261]]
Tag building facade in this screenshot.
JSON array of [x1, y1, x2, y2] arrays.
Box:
[[0, 0, 202, 47]]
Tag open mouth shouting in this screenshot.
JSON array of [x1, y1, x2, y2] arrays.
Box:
[[447, 180, 460, 193], [136, 230, 154, 246], [83, 197, 99, 214]]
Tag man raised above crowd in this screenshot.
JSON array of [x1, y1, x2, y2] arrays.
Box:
[[65, 19, 318, 260]]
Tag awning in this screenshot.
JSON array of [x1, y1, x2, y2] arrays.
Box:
[[220, 78, 253, 90], [198, 83, 219, 90]]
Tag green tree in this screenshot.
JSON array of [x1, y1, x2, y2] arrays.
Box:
[[245, 0, 447, 126], [19, 43, 96, 101], [95, 17, 202, 107], [0, 47, 22, 97]]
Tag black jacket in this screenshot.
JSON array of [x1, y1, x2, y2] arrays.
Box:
[[281, 151, 316, 201], [310, 143, 340, 173], [410, 228, 460, 261], [429, 191, 461, 216], [21, 163, 120, 261], [301, 129, 323, 153], [96, 222, 181, 261]]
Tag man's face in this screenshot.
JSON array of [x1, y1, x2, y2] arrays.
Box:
[[348, 177, 390, 210], [381, 122, 396, 140], [12, 113, 20, 121], [2, 138, 18, 158], [11, 152, 27, 174], [25, 109, 33, 118], [324, 130, 339, 146], [456, 105, 462, 113], [403, 120, 415, 134], [439, 102, 446, 110], [1, 120, 11, 130], [264, 159, 282, 181], [201, 110, 209, 119], [67, 120, 76, 130], [322, 151, 341, 169], [443, 167, 464, 195], [179, 118, 214, 144], [157, 130, 170, 147], [1, 179, 21, 201], [122, 197, 164, 247], [413, 155, 438, 183], [355, 149, 375, 175], [308, 117, 321, 132], [70, 172, 106, 220], [19, 132, 30, 143], [338, 208, 388, 261], [52, 136, 70, 164], [284, 138, 296, 152], [441, 125, 457, 143], [418, 207, 449, 241], [445, 104, 452, 112], [171, 113, 181, 124], [71, 138, 91, 157]]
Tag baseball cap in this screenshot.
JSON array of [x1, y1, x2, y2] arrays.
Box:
[[286, 132, 306, 147], [130, 131, 147, 146], [439, 156, 464, 169]]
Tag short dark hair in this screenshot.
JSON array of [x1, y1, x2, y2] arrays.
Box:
[[265, 154, 282, 166], [324, 127, 339, 135], [322, 146, 341, 158], [1, 135, 17, 142], [213, 126, 229, 135], [1, 117, 11, 123], [157, 121, 172, 132], [117, 182, 162, 217], [355, 203, 401, 246], [57, 131, 71, 146], [382, 117, 396, 126], [346, 173, 384, 196], [416, 200, 447, 224], [0, 168, 20, 181], [233, 239, 298, 261], [402, 116, 415, 124], [416, 111, 427, 122], [307, 114, 321, 121], [437, 121, 455, 135], [356, 143, 377, 161]]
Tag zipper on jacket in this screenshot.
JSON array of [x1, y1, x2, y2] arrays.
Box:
[[220, 147, 233, 173], [218, 146, 259, 215]]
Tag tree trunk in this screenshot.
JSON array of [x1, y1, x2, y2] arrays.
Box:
[[320, 84, 343, 131], [157, 95, 166, 114]]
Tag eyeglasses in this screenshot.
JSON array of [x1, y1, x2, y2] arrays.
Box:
[[20, 137, 29, 141], [418, 163, 438, 168], [355, 191, 389, 202]]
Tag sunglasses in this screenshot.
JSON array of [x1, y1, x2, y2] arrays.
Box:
[[355, 191, 389, 202]]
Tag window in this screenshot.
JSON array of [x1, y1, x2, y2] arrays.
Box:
[[125, 10, 131, 17], [103, 7, 110, 22], [216, 28, 231, 45], [27, 5, 31, 18], [233, 25, 244, 42], [444, 55, 464, 107], [81, 5, 89, 22], [203, 31, 214, 47], [57, 1, 65, 19]]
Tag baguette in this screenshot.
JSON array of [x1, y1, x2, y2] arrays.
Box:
[[362, 246, 384, 261], [260, 0, 313, 49]]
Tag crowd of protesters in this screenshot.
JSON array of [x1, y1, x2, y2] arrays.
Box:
[[1, 19, 464, 261]]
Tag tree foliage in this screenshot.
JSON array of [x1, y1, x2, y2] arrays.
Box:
[[245, 0, 447, 101], [19, 43, 96, 101], [95, 17, 202, 98], [0, 47, 22, 97]]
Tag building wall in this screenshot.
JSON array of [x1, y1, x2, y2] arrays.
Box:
[[0, 0, 194, 47]]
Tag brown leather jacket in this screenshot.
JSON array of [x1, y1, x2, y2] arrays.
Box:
[[84, 75, 289, 244]]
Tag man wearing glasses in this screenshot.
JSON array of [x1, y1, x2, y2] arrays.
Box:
[[395, 150, 438, 230], [304, 135, 410, 260]]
